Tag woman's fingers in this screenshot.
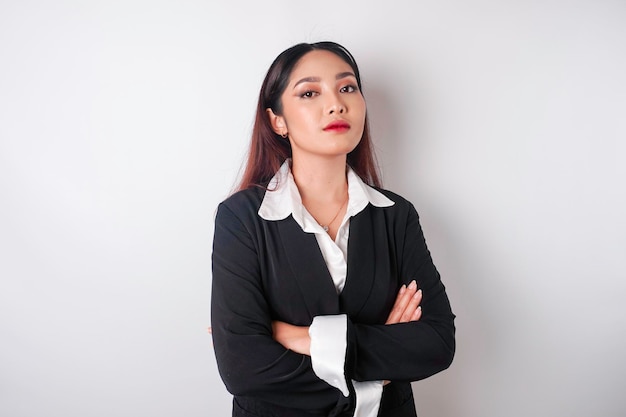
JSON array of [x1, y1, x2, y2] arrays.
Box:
[[391, 281, 416, 323], [400, 288, 422, 322], [386, 280, 421, 324], [411, 305, 422, 321], [386, 284, 410, 324]]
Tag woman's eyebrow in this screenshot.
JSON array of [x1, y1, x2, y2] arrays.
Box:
[[292, 72, 356, 89], [336, 71, 356, 80], [293, 76, 320, 88]]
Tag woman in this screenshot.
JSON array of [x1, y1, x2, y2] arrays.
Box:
[[211, 41, 455, 417]]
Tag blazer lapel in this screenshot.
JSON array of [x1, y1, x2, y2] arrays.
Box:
[[341, 205, 391, 319], [278, 216, 340, 318]]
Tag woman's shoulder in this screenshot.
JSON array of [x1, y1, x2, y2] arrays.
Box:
[[371, 186, 416, 210], [218, 186, 266, 218]]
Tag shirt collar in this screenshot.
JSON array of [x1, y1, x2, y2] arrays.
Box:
[[258, 160, 394, 228]]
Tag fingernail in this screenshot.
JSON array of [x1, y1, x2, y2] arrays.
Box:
[[413, 289, 422, 299], [408, 280, 417, 290], [399, 285, 406, 294]]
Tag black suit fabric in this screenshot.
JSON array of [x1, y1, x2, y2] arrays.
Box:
[[211, 185, 455, 417]]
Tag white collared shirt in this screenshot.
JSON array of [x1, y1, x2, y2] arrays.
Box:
[[258, 160, 394, 293], [258, 160, 394, 417]]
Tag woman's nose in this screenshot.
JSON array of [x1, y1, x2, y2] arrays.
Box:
[[327, 92, 345, 114], [329, 104, 345, 114]]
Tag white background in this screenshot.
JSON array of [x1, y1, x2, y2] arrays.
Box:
[[1, 1, 625, 416]]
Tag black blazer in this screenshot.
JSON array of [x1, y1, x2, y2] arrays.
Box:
[[211, 185, 455, 417]]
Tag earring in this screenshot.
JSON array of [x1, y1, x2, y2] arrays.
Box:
[[281, 132, 288, 139]]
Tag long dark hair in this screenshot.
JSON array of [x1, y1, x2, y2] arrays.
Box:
[[236, 41, 381, 191]]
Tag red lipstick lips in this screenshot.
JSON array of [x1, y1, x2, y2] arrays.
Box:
[[323, 120, 350, 132]]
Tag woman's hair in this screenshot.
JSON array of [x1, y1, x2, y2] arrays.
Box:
[[235, 41, 382, 191]]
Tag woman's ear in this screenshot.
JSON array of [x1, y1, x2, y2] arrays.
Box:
[[266, 108, 287, 137]]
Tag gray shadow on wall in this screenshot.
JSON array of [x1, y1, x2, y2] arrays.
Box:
[[362, 79, 409, 189]]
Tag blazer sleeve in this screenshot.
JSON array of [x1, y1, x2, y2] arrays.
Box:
[[345, 202, 456, 383], [211, 201, 345, 411]]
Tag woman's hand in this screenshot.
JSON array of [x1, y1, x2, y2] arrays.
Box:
[[272, 321, 311, 356], [271, 281, 421, 380], [386, 280, 422, 325], [382, 280, 422, 386]]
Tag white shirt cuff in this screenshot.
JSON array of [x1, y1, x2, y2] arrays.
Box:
[[309, 315, 384, 417], [352, 380, 384, 417], [309, 314, 349, 397]]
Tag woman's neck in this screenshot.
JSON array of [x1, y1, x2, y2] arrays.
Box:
[[291, 155, 348, 204]]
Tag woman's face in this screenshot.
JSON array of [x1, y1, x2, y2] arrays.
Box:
[[269, 50, 366, 160]]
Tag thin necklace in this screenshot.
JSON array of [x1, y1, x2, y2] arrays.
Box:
[[319, 195, 348, 232]]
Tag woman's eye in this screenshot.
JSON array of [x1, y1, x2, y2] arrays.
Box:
[[340, 85, 357, 93], [300, 91, 317, 98]]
